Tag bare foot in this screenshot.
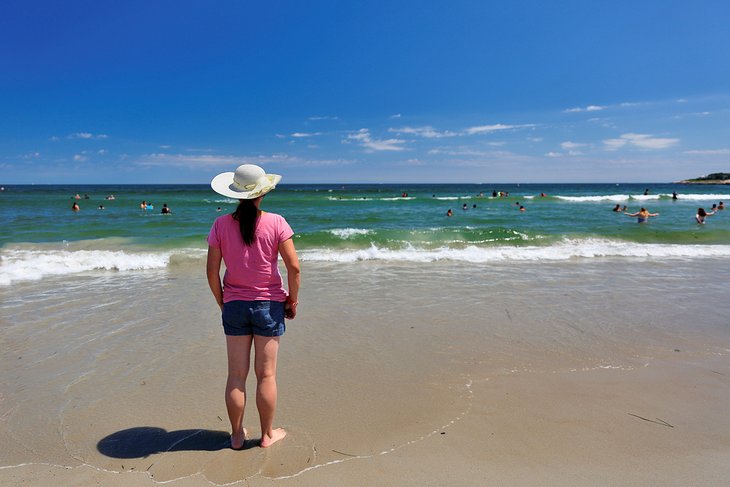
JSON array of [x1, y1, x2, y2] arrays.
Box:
[[230, 428, 248, 450], [260, 428, 286, 448]]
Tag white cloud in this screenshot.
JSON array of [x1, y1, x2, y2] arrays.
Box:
[[564, 105, 605, 113], [684, 149, 730, 155], [159, 145, 172, 149], [390, 113, 402, 119], [560, 141, 587, 150], [603, 133, 679, 151], [49, 136, 60, 142], [135, 153, 351, 168], [68, 132, 108, 140], [137, 153, 264, 168], [623, 133, 678, 149], [428, 148, 497, 157], [559, 142, 587, 155], [73, 154, 88, 162], [389, 126, 457, 138], [345, 129, 406, 152], [291, 132, 322, 138], [389, 123, 533, 138], [603, 138, 627, 151], [308, 116, 338, 121], [545, 152, 562, 158], [463, 123, 534, 135]]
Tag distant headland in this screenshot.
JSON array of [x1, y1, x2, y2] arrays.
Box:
[[677, 172, 730, 184]]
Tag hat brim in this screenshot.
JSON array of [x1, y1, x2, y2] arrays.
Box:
[[210, 172, 282, 199]]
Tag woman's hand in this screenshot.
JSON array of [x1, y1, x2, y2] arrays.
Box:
[[285, 298, 298, 319]]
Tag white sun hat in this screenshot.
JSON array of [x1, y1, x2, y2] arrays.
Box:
[[210, 164, 282, 199]]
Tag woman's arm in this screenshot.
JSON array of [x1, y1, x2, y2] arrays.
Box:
[[624, 212, 638, 217], [279, 238, 301, 319], [206, 246, 224, 310]]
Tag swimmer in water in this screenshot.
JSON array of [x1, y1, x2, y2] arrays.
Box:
[[72, 202, 80, 211], [612, 204, 621, 212], [624, 207, 658, 223], [695, 207, 715, 224], [446, 209, 453, 217]]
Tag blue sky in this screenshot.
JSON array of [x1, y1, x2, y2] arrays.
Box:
[[1, 0, 729, 184]]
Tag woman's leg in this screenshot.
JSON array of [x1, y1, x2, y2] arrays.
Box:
[[253, 335, 286, 447], [225, 334, 253, 449]]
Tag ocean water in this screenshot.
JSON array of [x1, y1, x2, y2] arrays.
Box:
[[1, 183, 730, 285]]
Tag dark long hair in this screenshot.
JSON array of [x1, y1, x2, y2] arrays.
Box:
[[232, 199, 259, 245]]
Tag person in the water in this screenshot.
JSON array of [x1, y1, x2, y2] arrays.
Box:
[[624, 207, 658, 223]]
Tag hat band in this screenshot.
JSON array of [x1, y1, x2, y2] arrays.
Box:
[[232, 179, 259, 191], [231, 175, 272, 193]]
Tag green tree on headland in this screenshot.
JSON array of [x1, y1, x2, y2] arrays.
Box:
[[682, 172, 730, 183], [695, 172, 730, 180]]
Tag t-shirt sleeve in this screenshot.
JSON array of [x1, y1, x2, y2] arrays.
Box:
[[278, 215, 294, 242], [207, 218, 222, 248]]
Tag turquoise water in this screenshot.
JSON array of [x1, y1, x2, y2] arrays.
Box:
[[2, 183, 730, 284]]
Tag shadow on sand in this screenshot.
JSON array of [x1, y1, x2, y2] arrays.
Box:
[[97, 427, 259, 458]]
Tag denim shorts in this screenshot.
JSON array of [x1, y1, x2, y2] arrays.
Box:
[[221, 300, 286, 337]]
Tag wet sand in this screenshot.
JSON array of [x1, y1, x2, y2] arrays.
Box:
[[1, 259, 729, 485]]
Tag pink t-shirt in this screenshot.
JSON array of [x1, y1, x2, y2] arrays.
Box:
[[207, 211, 294, 302]]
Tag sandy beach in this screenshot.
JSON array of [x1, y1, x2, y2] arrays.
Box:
[[2, 258, 730, 486]]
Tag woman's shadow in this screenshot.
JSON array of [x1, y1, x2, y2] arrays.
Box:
[[97, 427, 259, 458]]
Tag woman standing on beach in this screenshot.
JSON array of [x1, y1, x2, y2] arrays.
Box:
[[206, 164, 300, 450]]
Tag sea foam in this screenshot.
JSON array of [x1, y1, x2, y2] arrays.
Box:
[[556, 193, 730, 202], [299, 239, 730, 263], [328, 228, 374, 239], [0, 249, 174, 285]]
